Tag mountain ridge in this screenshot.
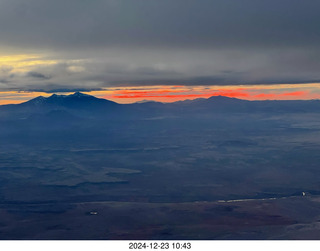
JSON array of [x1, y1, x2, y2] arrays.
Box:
[[5, 92, 320, 107], [1, 92, 320, 121], [23, 91, 118, 107]]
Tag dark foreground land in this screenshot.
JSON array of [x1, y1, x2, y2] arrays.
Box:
[[2, 196, 320, 239], [1, 93, 320, 239]]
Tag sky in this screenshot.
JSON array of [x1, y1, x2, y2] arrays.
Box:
[[1, 0, 320, 104]]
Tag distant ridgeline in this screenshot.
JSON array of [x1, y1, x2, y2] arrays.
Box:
[[1, 92, 320, 121]]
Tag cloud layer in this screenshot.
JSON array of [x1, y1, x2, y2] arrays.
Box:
[[0, 0, 320, 92]]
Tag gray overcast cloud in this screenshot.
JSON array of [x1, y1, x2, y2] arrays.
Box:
[[0, 0, 320, 92]]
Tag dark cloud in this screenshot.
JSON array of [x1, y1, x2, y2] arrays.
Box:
[[109, 76, 320, 87], [0, 65, 13, 74], [27, 87, 103, 94], [0, 0, 320, 90], [0, 66, 14, 84], [27, 71, 51, 80], [0, 79, 10, 84], [0, 0, 319, 50]]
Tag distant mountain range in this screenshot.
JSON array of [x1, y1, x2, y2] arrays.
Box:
[[1, 91, 320, 146], [24, 91, 117, 107], [1, 92, 320, 122]]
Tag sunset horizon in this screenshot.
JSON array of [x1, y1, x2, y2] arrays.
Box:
[[2, 82, 320, 105]]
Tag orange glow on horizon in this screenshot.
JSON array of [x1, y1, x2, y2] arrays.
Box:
[[109, 90, 250, 99], [253, 91, 307, 99], [0, 84, 320, 105], [101, 86, 311, 103], [0, 91, 51, 105], [0, 100, 23, 105]]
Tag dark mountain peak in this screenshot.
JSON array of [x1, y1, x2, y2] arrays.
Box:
[[33, 95, 46, 101], [135, 99, 159, 104], [43, 92, 93, 101], [172, 98, 206, 105], [47, 93, 66, 100], [208, 95, 242, 101], [64, 92, 118, 106], [20, 91, 118, 110], [65, 92, 104, 103], [172, 96, 245, 106], [69, 91, 91, 98], [24, 95, 47, 105]]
